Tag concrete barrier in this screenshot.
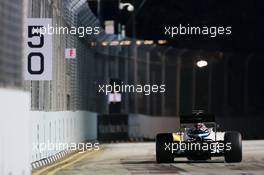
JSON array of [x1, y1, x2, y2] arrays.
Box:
[[0, 87, 98, 174], [30, 110, 97, 163], [0, 89, 31, 175], [128, 114, 180, 139], [128, 114, 227, 140]]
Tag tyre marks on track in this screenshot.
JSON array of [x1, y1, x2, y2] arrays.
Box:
[[121, 156, 186, 174]]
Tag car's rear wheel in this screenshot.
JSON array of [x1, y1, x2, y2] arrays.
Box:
[[224, 131, 242, 163], [156, 133, 174, 163]]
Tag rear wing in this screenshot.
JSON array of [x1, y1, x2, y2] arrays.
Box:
[[180, 113, 215, 124]]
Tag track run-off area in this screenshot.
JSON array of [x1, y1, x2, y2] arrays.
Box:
[[33, 140, 264, 175]]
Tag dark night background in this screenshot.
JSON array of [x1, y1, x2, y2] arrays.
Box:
[[89, 0, 263, 52], [89, 0, 264, 117]]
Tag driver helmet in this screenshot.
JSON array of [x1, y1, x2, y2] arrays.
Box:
[[195, 123, 205, 130]]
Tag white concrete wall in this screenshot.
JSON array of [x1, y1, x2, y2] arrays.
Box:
[[129, 114, 180, 139], [30, 110, 97, 162], [128, 114, 225, 140], [0, 88, 98, 174], [0, 89, 31, 175]]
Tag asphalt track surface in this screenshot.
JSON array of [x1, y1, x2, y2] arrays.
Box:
[[41, 140, 264, 175]]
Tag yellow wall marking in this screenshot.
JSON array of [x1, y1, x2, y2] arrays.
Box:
[[33, 147, 104, 175]]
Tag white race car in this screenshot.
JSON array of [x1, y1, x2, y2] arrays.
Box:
[[156, 112, 242, 163]]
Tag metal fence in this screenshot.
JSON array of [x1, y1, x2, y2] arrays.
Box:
[[90, 42, 263, 117]]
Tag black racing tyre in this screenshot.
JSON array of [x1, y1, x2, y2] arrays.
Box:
[[224, 131, 242, 163], [156, 133, 174, 163]]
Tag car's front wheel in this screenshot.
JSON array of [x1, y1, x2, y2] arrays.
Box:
[[156, 133, 174, 163], [224, 131, 242, 163]]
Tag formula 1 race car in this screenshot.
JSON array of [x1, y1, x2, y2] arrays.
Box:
[[156, 112, 242, 163]]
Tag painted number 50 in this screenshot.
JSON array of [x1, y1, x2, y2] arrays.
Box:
[[27, 25, 44, 74]]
